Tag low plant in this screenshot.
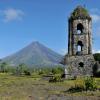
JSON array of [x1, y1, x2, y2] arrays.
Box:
[[67, 76, 97, 93], [24, 70, 31, 76], [49, 75, 63, 82], [84, 77, 97, 91], [67, 85, 84, 93]]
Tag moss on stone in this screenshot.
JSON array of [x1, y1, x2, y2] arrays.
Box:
[[70, 6, 90, 19]]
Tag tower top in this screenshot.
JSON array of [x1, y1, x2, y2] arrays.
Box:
[[70, 5, 91, 20]]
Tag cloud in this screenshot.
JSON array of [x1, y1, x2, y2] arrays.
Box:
[[90, 8, 100, 23], [2, 8, 24, 22], [91, 14, 100, 23], [93, 49, 100, 53]]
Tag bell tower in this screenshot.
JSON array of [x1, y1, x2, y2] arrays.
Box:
[[68, 6, 92, 56], [64, 6, 95, 76]]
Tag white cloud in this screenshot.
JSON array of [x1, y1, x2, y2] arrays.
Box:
[[91, 14, 100, 23], [93, 49, 100, 53], [90, 8, 100, 23], [2, 8, 24, 22]]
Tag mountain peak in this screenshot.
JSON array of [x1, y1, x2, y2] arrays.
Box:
[[31, 41, 40, 45], [2, 41, 62, 67]]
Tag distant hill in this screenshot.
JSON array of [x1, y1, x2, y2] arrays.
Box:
[[2, 41, 63, 67]]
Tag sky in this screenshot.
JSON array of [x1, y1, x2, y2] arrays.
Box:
[[0, 0, 100, 58]]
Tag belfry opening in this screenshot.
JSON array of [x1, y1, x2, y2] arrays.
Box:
[[77, 41, 83, 55], [77, 23, 84, 34]]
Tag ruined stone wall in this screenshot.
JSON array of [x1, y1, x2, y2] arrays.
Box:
[[65, 55, 95, 76]]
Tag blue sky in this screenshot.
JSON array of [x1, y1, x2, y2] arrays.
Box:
[[0, 0, 100, 58]]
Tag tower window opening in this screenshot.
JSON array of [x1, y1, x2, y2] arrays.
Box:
[[76, 41, 83, 55], [78, 45, 81, 52], [77, 23, 84, 34]]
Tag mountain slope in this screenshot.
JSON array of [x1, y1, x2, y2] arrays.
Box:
[[2, 41, 63, 67]]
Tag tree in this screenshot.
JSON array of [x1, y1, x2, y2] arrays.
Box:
[[52, 67, 63, 75], [93, 53, 100, 62], [0, 62, 7, 73], [16, 63, 28, 75]]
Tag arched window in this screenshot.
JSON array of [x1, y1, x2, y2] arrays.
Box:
[[76, 41, 83, 55], [77, 23, 84, 34]]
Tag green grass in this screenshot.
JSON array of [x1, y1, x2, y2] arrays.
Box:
[[0, 73, 100, 100]]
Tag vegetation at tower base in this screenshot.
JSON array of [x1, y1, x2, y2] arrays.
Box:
[[66, 76, 97, 94], [93, 53, 100, 77]]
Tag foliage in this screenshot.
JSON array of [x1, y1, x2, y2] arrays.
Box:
[[93, 62, 100, 77], [67, 85, 84, 93], [0, 62, 7, 73], [67, 77, 97, 93], [49, 75, 63, 82], [93, 53, 100, 62], [51, 67, 63, 75], [0, 73, 99, 99], [38, 69, 44, 75], [15, 63, 29, 76], [84, 77, 97, 91], [0, 62, 63, 77], [67, 78, 84, 92], [71, 6, 89, 18], [24, 70, 31, 76]]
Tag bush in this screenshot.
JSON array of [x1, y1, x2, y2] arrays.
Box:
[[38, 70, 44, 75], [67, 77, 97, 93], [93, 53, 100, 62], [49, 75, 63, 82], [84, 77, 97, 91], [51, 67, 63, 75], [24, 70, 31, 76], [93, 62, 100, 77], [67, 85, 84, 93]]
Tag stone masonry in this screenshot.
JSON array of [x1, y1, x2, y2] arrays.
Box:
[[63, 6, 95, 76]]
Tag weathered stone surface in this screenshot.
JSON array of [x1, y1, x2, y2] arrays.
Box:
[[64, 55, 95, 76], [63, 6, 95, 76]]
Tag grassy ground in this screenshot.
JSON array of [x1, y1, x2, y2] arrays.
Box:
[[0, 73, 100, 100]]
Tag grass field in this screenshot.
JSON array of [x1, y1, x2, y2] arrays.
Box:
[[0, 73, 100, 100]]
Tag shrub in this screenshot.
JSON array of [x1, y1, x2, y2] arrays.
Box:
[[67, 85, 84, 93], [93, 62, 100, 77], [24, 70, 31, 76], [38, 70, 44, 75], [49, 75, 63, 82], [84, 77, 97, 91], [67, 77, 97, 93], [51, 67, 63, 75], [0, 62, 7, 73], [93, 53, 100, 62]]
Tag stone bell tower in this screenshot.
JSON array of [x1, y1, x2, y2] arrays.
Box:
[[63, 6, 95, 76]]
